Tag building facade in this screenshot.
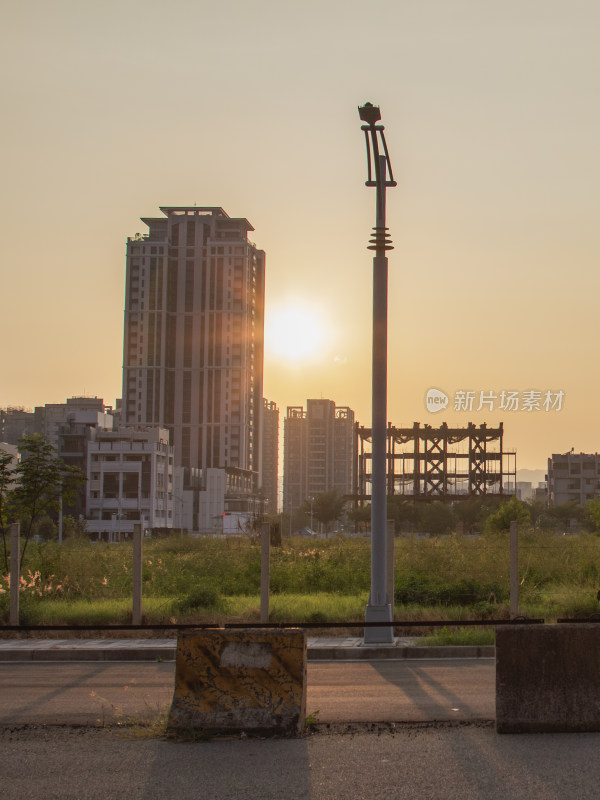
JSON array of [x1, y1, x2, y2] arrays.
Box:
[[86, 426, 174, 538], [57, 408, 114, 518], [121, 206, 265, 491], [0, 443, 19, 489], [283, 399, 357, 514], [547, 452, 600, 505], [0, 408, 34, 445], [34, 397, 109, 451], [260, 399, 279, 512]]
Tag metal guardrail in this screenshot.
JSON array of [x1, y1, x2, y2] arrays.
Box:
[[0, 618, 545, 633]]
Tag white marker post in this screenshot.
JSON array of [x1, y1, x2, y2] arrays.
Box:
[[260, 522, 270, 624], [510, 520, 519, 618], [9, 523, 20, 626], [133, 523, 142, 625]]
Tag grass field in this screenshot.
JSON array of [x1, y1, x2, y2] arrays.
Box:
[[2, 531, 600, 627]]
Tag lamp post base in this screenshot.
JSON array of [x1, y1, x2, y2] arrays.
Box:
[[364, 603, 394, 645]]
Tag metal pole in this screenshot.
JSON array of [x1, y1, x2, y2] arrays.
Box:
[[510, 520, 518, 618], [364, 154, 393, 643], [132, 523, 142, 625], [260, 521, 270, 623], [9, 523, 19, 626]]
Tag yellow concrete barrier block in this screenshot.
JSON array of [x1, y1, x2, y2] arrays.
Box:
[[167, 628, 307, 736]]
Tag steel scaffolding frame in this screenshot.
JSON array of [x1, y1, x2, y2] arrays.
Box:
[[356, 422, 516, 501]]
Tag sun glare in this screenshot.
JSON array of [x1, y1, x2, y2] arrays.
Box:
[[265, 303, 328, 363]]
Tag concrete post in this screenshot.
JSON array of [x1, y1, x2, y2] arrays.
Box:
[[58, 494, 63, 544], [510, 520, 518, 618], [387, 519, 395, 616], [260, 522, 270, 624], [132, 523, 142, 625], [9, 523, 19, 626]]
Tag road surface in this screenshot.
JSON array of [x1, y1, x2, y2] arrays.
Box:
[[3, 724, 600, 800], [0, 659, 495, 726]]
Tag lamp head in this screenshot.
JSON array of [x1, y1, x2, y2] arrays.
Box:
[[358, 102, 381, 126]]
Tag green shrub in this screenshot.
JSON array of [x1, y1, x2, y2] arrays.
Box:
[[175, 582, 223, 614], [394, 574, 505, 607]]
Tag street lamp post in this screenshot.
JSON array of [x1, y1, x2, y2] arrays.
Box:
[[359, 102, 396, 644], [310, 496, 314, 535]]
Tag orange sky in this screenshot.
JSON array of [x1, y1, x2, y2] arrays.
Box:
[[2, 1, 600, 470]]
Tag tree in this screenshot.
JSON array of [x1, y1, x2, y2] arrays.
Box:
[[0, 449, 16, 572], [584, 499, 600, 533], [387, 496, 419, 533], [524, 498, 550, 531], [304, 490, 346, 533], [62, 515, 88, 540], [348, 502, 371, 532], [416, 501, 454, 536], [10, 435, 85, 568], [547, 500, 584, 531], [485, 497, 530, 533], [452, 497, 495, 534]]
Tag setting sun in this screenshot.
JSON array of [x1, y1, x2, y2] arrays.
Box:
[[265, 303, 329, 364]]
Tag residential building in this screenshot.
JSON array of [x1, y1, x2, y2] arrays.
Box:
[[86, 426, 174, 539], [547, 452, 600, 505], [516, 482, 533, 502], [283, 399, 357, 515], [0, 443, 19, 488], [34, 397, 108, 451], [121, 206, 265, 495], [198, 467, 263, 533], [57, 409, 114, 518], [260, 399, 279, 512], [0, 408, 35, 445]]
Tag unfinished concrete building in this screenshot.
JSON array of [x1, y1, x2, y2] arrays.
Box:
[[356, 421, 516, 501]]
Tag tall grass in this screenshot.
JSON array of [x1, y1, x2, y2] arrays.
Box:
[[2, 530, 600, 625]]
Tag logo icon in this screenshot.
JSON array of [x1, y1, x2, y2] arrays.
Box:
[[426, 388, 449, 413]]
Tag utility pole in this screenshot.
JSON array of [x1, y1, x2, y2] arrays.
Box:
[[358, 102, 397, 644]]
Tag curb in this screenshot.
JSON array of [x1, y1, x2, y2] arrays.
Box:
[[0, 641, 495, 662], [308, 645, 495, 661]]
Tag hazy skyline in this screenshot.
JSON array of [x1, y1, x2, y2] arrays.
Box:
[[2, 1, 600, 469]]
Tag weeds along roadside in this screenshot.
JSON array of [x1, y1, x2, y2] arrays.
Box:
[[2, 530, 600, 627]]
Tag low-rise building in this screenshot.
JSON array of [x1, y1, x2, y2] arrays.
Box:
[[0, 442, 19, 487], [547, 452, 600, 505], [35, 397, 110, 451], [198, 466, 263, 534], [0, 408, 35, 445], [86, 426, 174, 539]]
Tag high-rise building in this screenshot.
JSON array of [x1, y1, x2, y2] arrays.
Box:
[[122, 207, 265, 486], [283, 399, 357, 514], [260, 399, 279, 512]]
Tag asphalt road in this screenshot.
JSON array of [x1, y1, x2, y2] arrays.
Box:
[[4, 661, 600, 800], [0, 659, 495, 726], [3, 724, 600, 800]]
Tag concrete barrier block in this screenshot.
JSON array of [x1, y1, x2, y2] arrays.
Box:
[[167, 628, 306, 737], [496, 624, 600, 733]]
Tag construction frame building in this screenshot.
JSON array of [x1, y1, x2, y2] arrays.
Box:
[[356, 422, 516, 501]]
